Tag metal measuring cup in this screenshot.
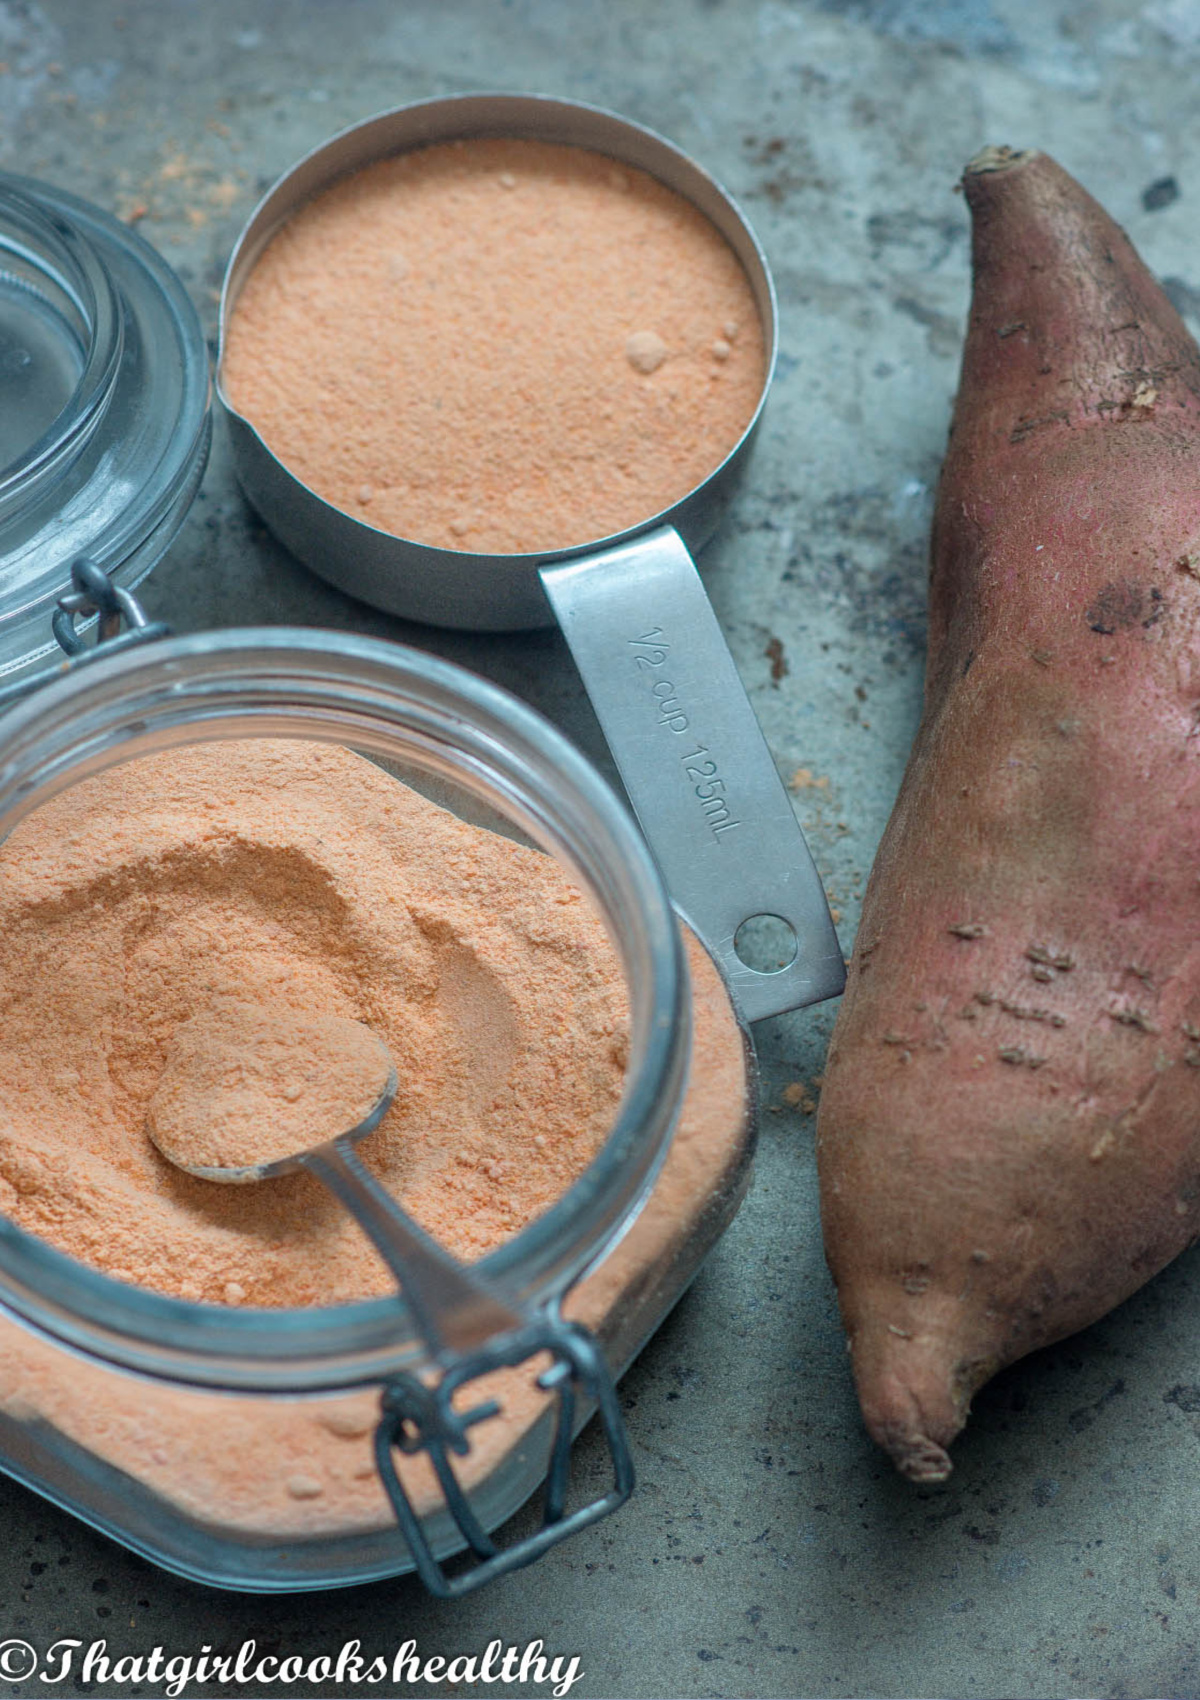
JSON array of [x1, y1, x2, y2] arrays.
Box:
[[217, 94, 844, 1025]]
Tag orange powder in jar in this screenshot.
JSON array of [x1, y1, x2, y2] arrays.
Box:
[[221, 137, 766, 554], [0, 739, 629, 1306], [0, 927, 751, 1538]]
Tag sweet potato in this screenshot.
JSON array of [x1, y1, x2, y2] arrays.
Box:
[[815, 146, 1200, 1482]]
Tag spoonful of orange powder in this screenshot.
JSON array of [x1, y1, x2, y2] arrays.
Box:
[[147, 1002, 523, 1352], [147, 1005, 398, 1182]]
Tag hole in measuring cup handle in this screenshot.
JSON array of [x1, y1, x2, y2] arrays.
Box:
[[734, 912, 799, 975], [373, 1315, 633, 1598]]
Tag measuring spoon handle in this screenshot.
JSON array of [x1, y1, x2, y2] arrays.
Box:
[[541, 526, 844, 1024], [302, 1139, 525, 1360]]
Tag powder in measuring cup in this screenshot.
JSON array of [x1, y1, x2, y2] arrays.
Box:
[[0, 740, 628, 1306], [221, 138, 765, 553]]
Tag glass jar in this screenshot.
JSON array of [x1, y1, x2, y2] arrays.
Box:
[[0, 626, 755, 1591], [0, 175, 211, 682]]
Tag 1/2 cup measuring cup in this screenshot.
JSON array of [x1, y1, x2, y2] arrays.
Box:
[[217, 94, 844, 1025]]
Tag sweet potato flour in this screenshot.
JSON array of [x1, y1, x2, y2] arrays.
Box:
[[221, 137, 765, 553], [0, 738, 629, 1306]]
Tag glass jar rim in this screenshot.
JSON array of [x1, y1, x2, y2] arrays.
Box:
[[0, 627, 691, 1392], [0, 181, 123, 511], [0, 173, 211, 683]]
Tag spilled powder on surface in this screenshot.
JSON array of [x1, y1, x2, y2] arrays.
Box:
[[147, 1006, 393, 1174], [0, 739, 628, 1306], [221, 137, 765, 554]]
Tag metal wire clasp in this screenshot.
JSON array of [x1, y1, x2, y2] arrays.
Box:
[[374, 1313, 634, 1598], [0, 558, 170, 713], [51, 557, 167, 656]]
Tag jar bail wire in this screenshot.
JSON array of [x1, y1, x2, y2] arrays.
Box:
[[0, 555, 169, 712]]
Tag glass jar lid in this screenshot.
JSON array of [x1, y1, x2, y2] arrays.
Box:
[[0, 175, 211, 682]]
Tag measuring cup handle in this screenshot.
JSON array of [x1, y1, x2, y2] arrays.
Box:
[[541, 526, 845, 1024], [302, 1140, 525, 1359]]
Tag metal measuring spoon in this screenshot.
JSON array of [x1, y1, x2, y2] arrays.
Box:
[[147, 1007, 523, 1357]]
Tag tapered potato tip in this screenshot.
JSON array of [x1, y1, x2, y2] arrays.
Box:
[[950, 145, 1198, 413], [880, 1431, 953, 1485], [847, 1314, 983, 1481], [961, 143, 1037, 178]]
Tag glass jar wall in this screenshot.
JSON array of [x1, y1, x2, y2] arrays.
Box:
[[0, 629, 754, 1589], [0, 176, 210, 681]]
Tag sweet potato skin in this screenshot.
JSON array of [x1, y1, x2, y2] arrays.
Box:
[[815, 148, 1200, 1481]]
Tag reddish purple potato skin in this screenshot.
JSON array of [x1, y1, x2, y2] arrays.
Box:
[[814, 147, 1200, 1482]]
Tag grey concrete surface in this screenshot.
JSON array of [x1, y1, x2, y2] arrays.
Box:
[[2, 1, 1200, 1696]]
